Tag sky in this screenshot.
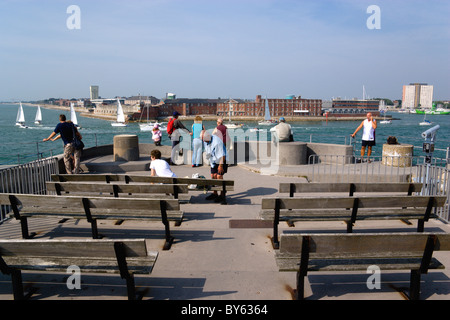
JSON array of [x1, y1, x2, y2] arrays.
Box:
[[0, 0, 448, 102]]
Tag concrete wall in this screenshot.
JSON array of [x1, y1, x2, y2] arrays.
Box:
[[227, 140, 352, 166], [307, 142, 354, 165], [79, 141, 352, 167]]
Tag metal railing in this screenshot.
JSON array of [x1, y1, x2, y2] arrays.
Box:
[[0, 157, 59, 222]]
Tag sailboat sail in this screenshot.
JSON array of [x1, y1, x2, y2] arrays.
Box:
[[70, 103, 79, 126], [35, 105, 42, 124], [117, 99, 125, 123], [258, 97, 274, 125], [16, 103, 25, 125], [264, 98, 271, 121], [111, 99, 127, 127]]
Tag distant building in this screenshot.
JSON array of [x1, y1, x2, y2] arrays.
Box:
[[216, 95, 322, 118], [162, 98, 220, 117], [328, 98, 381, 117], [130, 94, 323, 120], [90, 86, 99, 100], [129, 97, 222, 120], [402, 83, 433, 110], [125, 95, 161, 107]]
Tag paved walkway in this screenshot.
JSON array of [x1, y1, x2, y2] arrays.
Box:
[[0, 163, 449, 301]]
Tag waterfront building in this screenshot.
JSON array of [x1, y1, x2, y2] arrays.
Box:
[[90, 86, 99, 100], [402, 83, 434, 111], [129, 97, 224, 120], [91, 98, 139, 118], [328, 98, 381, 117], [125, 95, 160, 107], [129, 94, 322, 121], [162, 98, 221, 116], [216, 95, 322, 118]]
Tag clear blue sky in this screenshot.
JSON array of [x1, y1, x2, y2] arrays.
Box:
[[0, 0, 448, 101]]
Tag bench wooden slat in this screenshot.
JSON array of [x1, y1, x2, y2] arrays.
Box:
[[46, 182, 190, 195], [0, 194, 180, 211], [51, 174, 234, 187], [261, 196, 446, 210], [278, 233, 450, 256], [2, 256, 157, 274], [260, 208, 437, 221], [18, 208, 184, 221], [276, 256, 445, 272], [0, 238, 151, 258], [279, 182, 423, 194]]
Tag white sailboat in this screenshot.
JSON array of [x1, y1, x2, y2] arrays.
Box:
[[419, 114, 432, 126], [138, 105, 160, 131], [258, 97, 275, 125], [15, 102, 28, 128], [34, 105, 42, 125], [140, 122, 156, 131], [380, 112, 391, 124], [70, 103, 81, 128], [111, 99, 127, 127], [225, 100, 243, 129]]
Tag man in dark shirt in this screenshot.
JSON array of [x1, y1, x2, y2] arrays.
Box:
[[170, 111, 191, 164], [215, 117, 228, 144], [43, 114, 82, 174]]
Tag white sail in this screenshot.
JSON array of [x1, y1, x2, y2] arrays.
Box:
[[112, 99, 127, 127], [16, 103, 25, 125], [258, 97, 275, 125], [264, 98, 271, 121], [70, 103, 79, 126], [34, 105, 42, 124], [15, 102, 28, 128]]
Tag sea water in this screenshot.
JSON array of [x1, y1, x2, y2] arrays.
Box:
[[0, 103, 449, 165]]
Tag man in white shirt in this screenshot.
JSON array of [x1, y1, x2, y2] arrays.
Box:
[[150, 149, 177, 177], [351, 112, 377, 162]]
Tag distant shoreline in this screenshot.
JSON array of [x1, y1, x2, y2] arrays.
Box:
[[25, 103, 387, 123]]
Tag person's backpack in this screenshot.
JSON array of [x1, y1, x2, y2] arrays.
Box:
[[167, 118, 175, 135]]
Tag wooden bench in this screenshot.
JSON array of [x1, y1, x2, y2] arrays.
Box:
[[0, 193, 181, 250], [261, 195, 447, 249], [51, 174, 234, 204], [279, 182, 424, 197], [276, 232, 450, 300], [46, 181, 191, 202], [0, 238, 158, 300]]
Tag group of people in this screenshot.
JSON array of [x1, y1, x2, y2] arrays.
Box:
[[43, 111, 377, 203], [150, 112, 229, 203]]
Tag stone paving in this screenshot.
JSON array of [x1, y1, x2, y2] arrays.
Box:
[[0, 162, 449, 301]]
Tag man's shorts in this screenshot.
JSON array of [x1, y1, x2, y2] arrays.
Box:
[[362, 140, 376, 147], [211, 162, 228, 175]]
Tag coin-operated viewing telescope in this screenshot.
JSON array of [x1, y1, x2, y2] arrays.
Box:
[[421, 125, 440, 164]]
